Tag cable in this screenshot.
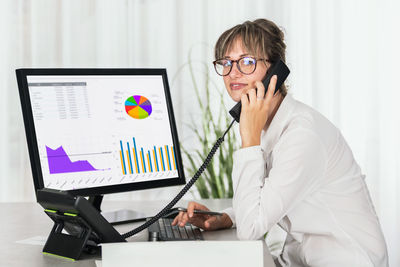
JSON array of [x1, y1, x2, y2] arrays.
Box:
[[122, 119, 236, 239]]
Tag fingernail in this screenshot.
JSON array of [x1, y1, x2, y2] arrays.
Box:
[[189, 213, 193, 217]]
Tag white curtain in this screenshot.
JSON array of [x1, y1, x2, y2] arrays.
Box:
[[1, 0, 398, 265]]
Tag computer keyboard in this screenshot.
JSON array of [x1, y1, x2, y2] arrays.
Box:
[[147, 217, 203, 241]]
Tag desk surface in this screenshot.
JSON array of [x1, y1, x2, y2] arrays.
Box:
[[0, 199, 275, 267]]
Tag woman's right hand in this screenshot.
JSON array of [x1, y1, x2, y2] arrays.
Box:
[[171, 201, 233, 231]]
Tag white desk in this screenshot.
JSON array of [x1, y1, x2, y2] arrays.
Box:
[[0, 199, 275, 267]]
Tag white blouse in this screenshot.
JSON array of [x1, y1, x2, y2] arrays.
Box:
[[223, 94, 388, 267]]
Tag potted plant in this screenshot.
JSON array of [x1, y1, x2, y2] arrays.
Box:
[[172, 46, 238, 199]]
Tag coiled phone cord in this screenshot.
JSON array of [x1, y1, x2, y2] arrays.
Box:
[[122, 119, 236, 239]]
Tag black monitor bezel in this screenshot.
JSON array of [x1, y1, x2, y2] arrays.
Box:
[[16, 68, 185, 197]]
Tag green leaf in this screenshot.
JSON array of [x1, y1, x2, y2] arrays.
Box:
[[174, 43, 239, 199]]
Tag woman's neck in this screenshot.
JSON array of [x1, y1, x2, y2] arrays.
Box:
[[264, 93, 285, 131]]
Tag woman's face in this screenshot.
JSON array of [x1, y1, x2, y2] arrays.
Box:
[[223, 39, 269, 102]]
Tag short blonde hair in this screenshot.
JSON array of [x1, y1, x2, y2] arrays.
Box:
[[214, 19, 287, 95]]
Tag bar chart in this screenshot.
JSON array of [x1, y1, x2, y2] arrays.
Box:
[[119, 137, 177, 175]]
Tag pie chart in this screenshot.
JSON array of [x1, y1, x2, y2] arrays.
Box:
[[125, 95, 152, 119]]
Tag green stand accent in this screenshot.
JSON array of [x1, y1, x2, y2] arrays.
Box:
[[42, 252, 75, 261]]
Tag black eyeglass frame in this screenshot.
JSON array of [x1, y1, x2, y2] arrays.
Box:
[[212, 56, 269, 76]]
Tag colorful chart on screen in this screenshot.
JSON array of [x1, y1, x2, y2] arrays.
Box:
[[45, 145, 108, 174], [125, 95, 152, 119]]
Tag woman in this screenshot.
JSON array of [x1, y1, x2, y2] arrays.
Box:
[[172, 19, 388, 267]]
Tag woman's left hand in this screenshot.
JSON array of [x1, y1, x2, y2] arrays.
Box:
[[239, 75, 282, 148]]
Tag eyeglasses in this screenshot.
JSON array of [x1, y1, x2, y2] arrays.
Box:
[[212, 56, 268, 76]]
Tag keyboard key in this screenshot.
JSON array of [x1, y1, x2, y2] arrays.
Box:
[[171, 225, 181, 238], [159, 226, 167, 237], [193, 228, 203, 240], [178, 226, 188, 239], [165, 225, 174, 239], [186, 226, 195, 239]]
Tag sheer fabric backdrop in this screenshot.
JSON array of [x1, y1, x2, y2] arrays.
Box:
[[0, 0, 398, 265]]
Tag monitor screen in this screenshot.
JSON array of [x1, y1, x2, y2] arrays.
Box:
[[17, 69, 185, 197]]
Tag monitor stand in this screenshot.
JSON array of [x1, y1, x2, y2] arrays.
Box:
[[88, 195, 147, 225]]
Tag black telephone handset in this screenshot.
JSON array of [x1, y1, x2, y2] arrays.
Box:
[[229, 59, 290, 122]]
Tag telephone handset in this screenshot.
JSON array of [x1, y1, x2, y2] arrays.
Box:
[[229, 59, 290, 122]]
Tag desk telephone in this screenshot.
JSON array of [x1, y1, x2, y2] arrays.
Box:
[[37, 60, 289, 260]]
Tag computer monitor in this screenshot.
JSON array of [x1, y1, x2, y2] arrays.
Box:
[[16, 68, 185, 222]]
